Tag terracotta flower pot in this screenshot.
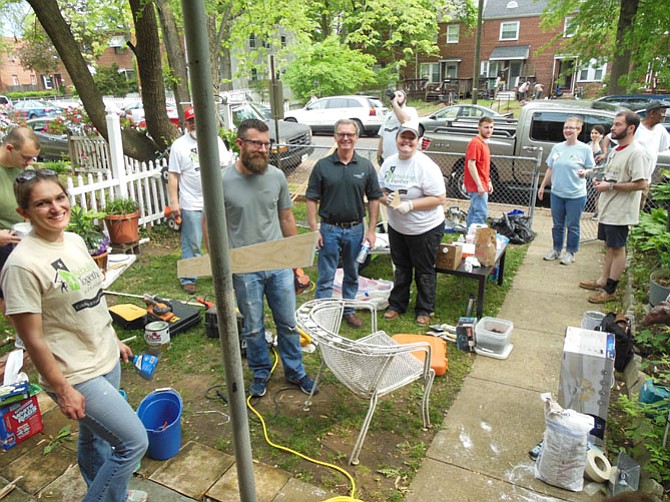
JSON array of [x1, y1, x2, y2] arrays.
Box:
[[104, 211, 140, 245], [92, 250, 109, 279]]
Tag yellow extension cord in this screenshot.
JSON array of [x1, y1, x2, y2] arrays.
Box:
[[245, 347, 363, 502]]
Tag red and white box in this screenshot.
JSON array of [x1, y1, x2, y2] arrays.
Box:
[[0, 394, 43, 451]]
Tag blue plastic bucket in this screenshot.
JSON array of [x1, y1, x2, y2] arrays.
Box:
[[136, 388, 182, 460]]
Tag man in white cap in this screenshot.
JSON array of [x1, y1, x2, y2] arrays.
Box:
[[168, 106, 233, 294]]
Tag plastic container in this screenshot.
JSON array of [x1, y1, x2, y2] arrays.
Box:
[[136, 388, 183, 460], [581, 311, 605, 330], [475, 317, 513, 353]]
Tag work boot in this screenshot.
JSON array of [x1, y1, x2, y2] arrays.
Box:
[[343, 313, 364, 328], [588, 291, 614, 304], [579, 280, 603, 291]]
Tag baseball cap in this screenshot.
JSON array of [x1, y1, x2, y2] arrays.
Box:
[[644, 101, 670, 113], [397, 121, 420, 138], [184, 106, 195, 121]]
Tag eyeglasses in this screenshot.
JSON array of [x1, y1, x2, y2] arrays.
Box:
[[240, 137, 272, 149], [335, 132, 357, 139], [563, 126, 579, 130], [16, 168, 57, 183]]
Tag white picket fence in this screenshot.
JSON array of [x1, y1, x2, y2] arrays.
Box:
[[65, 113, 170, 228]]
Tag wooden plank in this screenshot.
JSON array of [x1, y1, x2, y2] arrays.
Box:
[[177, 231, 318, 277]]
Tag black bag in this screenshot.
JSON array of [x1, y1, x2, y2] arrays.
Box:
[[595, 312, 634, 372], [489, 212, 536, 245]]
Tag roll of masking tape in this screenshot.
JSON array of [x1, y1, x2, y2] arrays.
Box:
[[584, 448, 612, 483]]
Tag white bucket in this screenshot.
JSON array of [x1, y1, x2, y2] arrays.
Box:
[[581, 311, 605, 330], [144, 321, 170, 347]]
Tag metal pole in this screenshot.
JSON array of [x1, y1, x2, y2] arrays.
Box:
[[180, 2, 257, 501], [270, 56, 281, 171], [472, 0, 484, 104]]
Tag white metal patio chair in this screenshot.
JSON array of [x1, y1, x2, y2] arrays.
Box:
[[295, 299, 435, 465]]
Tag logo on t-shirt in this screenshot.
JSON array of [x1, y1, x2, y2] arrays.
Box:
[[51, 259, 79, 293]]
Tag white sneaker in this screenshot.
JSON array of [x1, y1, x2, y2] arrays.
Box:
[[126, 490, 148, 502], [543, 249, 561, 261], [560, 252, 575, 265]]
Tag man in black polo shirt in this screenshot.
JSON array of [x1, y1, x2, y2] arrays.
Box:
[[306, 118, 382, 328]]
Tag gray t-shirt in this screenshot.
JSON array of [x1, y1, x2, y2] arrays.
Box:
[[221, 164, 292, 248]]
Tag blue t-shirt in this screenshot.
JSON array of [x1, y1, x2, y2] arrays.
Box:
[[546, 141, 595, 199]]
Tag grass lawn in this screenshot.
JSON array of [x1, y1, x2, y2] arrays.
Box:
[[0, 202, 529, 501]]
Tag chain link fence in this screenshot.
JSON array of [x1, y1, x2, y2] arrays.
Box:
[[281, 142, 601, 242]]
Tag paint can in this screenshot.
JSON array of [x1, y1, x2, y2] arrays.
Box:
[[581, 311, 605, 331], [144, 320, 170, 348]]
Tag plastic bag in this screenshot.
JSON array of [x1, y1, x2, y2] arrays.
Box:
[[535, 393, 594, 492], [489, 212, 536, 245]]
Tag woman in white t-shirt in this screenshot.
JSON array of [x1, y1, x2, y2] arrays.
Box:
[[0, 169, 149, 502], [379, 123, 446, 326]]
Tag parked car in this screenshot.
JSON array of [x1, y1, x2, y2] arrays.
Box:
[[219, 92, 314, 170], [418, 104, 514, 136], [122, 101, 180, 128], [251, 103, 273, 120], [284, 95, 386, 136], [25, 116, 70, 161], [12, 99, 62, 120], [0, 95, 12, 113]]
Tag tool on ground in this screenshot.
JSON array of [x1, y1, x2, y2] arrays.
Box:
[[104, 290, 204, 308], [163, 207, 181, 231], [143, 294, 175, 322], [195, 297, 215, 309]]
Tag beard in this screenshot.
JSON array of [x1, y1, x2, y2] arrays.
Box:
[[241, 150, 269, 174]]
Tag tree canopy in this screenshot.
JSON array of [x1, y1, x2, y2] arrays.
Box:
[[541, 0, 670, 93]]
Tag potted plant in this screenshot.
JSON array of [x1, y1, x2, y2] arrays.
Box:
[[630, 207, 670, 306], [104, 197, 141, 245], [67, 206, 110, 274]]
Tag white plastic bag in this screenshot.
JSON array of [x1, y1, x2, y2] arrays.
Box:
[[535, 393, 594, 492]]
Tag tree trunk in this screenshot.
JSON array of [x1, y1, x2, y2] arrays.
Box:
[[26, 0, 160, 162], [129, 0, 178, 151], [608, 0, 639, 94], [155, 0, 190, 123]]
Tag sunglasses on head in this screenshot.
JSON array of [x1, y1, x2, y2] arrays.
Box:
[[16, 169, 58, 183]]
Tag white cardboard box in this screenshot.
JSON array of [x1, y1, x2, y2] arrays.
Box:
[[558, 327, 615, 446]]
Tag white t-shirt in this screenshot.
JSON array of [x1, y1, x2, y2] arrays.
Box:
[[378, 106, 419, 159], [635, 123, 670, 181], [168, 132, 234, 211], [379, 151, 445, 235]]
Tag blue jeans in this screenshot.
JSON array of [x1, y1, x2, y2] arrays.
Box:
[[233, 269, 305, 382], [466, 192, 489, 229], [315, 222, 364, 315], [48, 363, 148, 502], [550, 193, 586, 253], [180, 209, 203, 286]]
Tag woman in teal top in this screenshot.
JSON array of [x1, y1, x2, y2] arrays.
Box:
[[537, 117, 595, 265]]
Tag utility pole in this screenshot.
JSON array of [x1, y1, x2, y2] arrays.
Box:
[[472, 0, 484, 104]]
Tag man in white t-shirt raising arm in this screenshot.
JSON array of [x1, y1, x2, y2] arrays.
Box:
[[377, 90, 419, 165]]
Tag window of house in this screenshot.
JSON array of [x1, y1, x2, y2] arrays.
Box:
[[446, 25, 459, 44], [578, 59, 607, 82], [420, 62, 440, 83], [480, 61, 489, 78], [500, 21, 519, 41], [249, 34, 256, 48], [250, 68, 258, 81], [564, 16, 576, 37], [30, 75, 37, 86], [114, 46, 126, 55], [11, 75, 19, 86], [42, 76, 53, 90], [280, 35, 287, 48]]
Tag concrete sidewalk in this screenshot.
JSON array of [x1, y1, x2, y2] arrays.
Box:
[[406, 209, 608, 501]]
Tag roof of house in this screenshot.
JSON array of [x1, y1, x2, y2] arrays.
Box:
[[484, 0, 550, 20]]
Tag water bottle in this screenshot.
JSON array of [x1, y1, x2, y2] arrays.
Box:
[[356, 241, 371, 264]]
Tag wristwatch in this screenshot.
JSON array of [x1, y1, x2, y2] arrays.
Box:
[[609, 182, 615, 191]]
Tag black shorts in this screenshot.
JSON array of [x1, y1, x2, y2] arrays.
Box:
[[0, 243, 16, 299], [597, 223, 628, 248]]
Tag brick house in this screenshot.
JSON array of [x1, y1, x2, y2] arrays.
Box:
[[414, 0, 608, 100], [0, 35, 136, 95]]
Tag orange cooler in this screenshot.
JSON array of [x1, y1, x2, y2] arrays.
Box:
[[391, 334, 448, 376]]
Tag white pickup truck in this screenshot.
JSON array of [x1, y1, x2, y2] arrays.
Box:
[[420, 100, 669, 200]]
